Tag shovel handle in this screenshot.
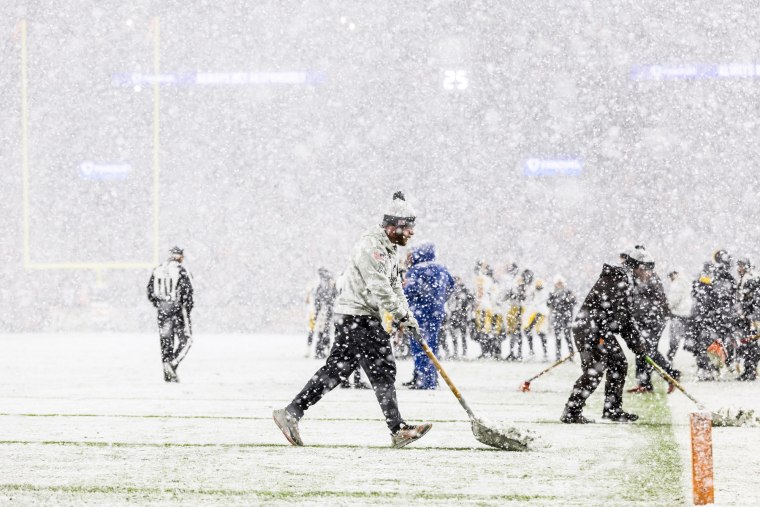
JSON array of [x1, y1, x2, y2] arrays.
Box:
[[645, 355, 706, 410], [525, 352, 574, 383], [410, 329, 478, 421]]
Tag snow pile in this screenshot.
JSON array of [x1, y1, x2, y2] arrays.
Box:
[[712, 407, 760, 427], [471, 417, 538, 451]]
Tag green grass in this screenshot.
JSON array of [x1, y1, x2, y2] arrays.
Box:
[[620, 382, 686, 503]]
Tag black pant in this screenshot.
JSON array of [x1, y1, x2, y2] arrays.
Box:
[[287, 314, 404, 432], [158, 310, 192, 366], [633, 324, 678, 388], [737, 319, 760, 380], [564, 328, 628, 416], [446, 313, 469, 357], [553, 318, 574, 360], [738, 341, 760, 380]]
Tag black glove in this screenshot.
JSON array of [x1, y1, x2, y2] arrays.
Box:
[[400, 312, 420, 335]]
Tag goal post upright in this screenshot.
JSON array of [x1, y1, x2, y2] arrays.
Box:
[[152, 16, 160, 266], [20, 17, 161, 273], [20, 19, 30, 269]]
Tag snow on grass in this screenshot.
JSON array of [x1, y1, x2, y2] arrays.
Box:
[[0, 333, 756, 505]]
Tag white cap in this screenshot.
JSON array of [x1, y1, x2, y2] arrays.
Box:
[[625, 245, 655, 268]]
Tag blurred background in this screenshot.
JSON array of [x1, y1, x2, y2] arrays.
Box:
[[1, 0, 759, 333]]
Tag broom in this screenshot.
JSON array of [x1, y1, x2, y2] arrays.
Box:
[[645, 356, 758, 427]]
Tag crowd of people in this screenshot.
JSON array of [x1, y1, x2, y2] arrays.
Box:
[[272, 191, 759, 447], [304, 247, 760, 387]]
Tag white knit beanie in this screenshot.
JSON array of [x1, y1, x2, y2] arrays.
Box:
[[382, 191, 416, 226]]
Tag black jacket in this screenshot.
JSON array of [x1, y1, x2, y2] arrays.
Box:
[[547, 288, 576, 322], [631, 273, 669, 334], [737, 272, 760, 325], [573, 264, 644, 353], [314, 276, 338, 307], [697, 266, 737, 334]]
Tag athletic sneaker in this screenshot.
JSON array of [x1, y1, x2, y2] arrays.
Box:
[[391, 423, 433, 448], [273, 409, 303, 446], [163, 362, 178, 383], [560, 410, 595, 424], [602, 409, 639, 422]]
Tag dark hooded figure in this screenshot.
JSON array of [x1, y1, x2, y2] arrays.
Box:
[[626, 247, 680, 393], [691, 250, 738, 380], [443, 276, 475, 359], [404, 243, 455, 389], [735, 257, 760, 381], [560, 249, 652, 424]]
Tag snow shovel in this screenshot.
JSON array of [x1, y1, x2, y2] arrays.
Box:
[[410, 330, 533, 451], [520, 352, 574, 392], [645, 356, 758, 427]]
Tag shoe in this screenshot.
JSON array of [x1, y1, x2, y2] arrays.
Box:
[[560, 409, 595, 424], [353, 381, 371, 389], [163, 362, 178, 383], [401, 379, 417, 387], [339, 381, 351, 389], [602, 409, 638, 422], [626, 385, 653, 394], [391, 422, 433, 448], [272, 409, 303, 446]]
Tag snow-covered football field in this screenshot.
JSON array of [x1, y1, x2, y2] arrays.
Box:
[[0, 333, 757, 505]]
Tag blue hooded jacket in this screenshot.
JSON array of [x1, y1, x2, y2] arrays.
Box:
[[404, 243, 455, 323]]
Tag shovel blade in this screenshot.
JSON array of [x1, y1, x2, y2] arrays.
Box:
[[471, 419, 532, 451]]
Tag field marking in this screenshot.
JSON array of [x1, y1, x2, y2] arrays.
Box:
[[151, 16, 160, 265], [0, 440, 504, 452], [0, 411, 687, 427], [0, 483, 557, 502], [0, 412, 468, 423]]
